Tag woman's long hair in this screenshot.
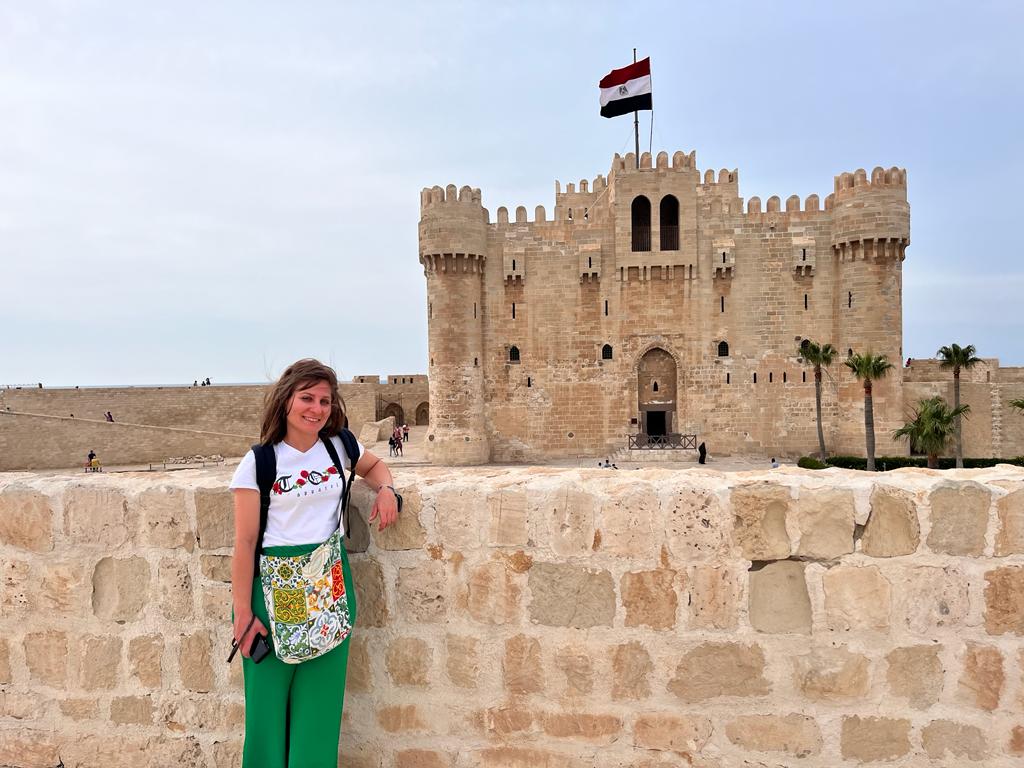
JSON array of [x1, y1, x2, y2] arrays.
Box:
[[259, 359, 347, 445]]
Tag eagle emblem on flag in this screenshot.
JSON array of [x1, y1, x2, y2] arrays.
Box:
[[599, 57, 653, 119]]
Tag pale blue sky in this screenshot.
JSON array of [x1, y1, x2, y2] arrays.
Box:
[[2, 0, 1022, 386]]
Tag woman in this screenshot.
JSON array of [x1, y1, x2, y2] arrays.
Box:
[[230, 359, 399, 767]]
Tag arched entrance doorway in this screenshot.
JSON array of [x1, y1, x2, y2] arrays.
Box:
[[383, 402, 404, 426], [415, 401, 429, 426], [637, 347, 677, 436]]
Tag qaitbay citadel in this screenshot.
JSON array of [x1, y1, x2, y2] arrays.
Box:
[[420, 148, 1024, 465]]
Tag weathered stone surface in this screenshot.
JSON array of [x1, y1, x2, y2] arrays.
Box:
[[668, 642, 769, 702], [79, 635, 121, 690], [200, 554, 232, 582], [959, 642, 1003, 711], [542, 712, 622, 743], [886, 645, 943, 709], [200, 582, 230, 620], [64, 486, 129, 548], [611, 641, 652, 701], [194, 487, 233, 549], [724, 714, 821, 757], [396, 749, 451, 768], [686, 564, 740, 630], [922, 719, 988, 761], [128, 634, 164, 688], [378, 704, 426, 733], [397, 560, 446, 623], [60, 697, 99, 720], [996, 488, 1024, 555], [504, 634, 543, 695], [92, 556, 151, 621], [435, 487, 485, 550], [0, 733, 61, 767], [372, 488, 427, 550], [840, 716, 911, 762], [35, 556, 91, 615], [748, 560, 811, 634], [157, 557, 194, 621], [927, 482, 990, 556], [0, 638, 10, 683], [445, 634, 479, 689], [0, 689, 47, 719], [823, 565, 891, 631], [488, 489, 529, 546], [793, 647, 870, 701], [0, 486, 54, 552], [111, 694, 154, 725], [1010, 725, 1024, 756], [554, 644, 593, 695], [179, 630, 214, 693], [351, 556, 389, 627], [26, 632, 68, 688], [386, 637, 431, 687], [600, 485, 659, 557], [664, 487, 728, 561], [345, 635, 373, 694], [633, 713, 713, 753], [136, 487, 194, 551], [161, 696, 229, 732], [542, 486, 596, 557], [466, 561, 520, 625], [1, 558, 30, 615], [477, 747, 585, 768], [984, 566, 1024, 635], [730, 484, 791, 560], [620, 569, 677, 630], [528, 561, 614, 628], [481, 705, 534, 736], [895, 565, 970, 634], [862, 486, 920, 556], [795, 488, 855, 559]]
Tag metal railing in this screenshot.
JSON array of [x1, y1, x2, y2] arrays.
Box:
[[631, 225, 651, 252], [628, 433, 698, 450], [660, 225, 679, 251]]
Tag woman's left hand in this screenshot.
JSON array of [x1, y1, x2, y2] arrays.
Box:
[[369, 487, 399, 531]]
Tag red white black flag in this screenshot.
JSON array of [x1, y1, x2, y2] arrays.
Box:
[[599, 57, 652, 118]]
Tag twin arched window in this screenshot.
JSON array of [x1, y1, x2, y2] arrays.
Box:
[[631, 195, 679, 252]]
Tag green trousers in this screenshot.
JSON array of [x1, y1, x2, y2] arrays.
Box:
[[242, 542, 358, 768]]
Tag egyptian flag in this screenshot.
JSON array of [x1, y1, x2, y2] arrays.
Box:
[[599, 58, 652, 118]]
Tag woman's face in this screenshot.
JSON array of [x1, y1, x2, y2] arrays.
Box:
[[285, 380, 333, 439]]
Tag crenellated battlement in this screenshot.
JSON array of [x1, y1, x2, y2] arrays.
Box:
[[744, 193, 824, 215], [609, 149, 696, 174], [833, 166, 907, 196], [419, 184, 483, 214]]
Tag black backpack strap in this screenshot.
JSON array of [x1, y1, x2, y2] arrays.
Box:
[[251, 443, 276, 579], [321, 429, 360, 538]]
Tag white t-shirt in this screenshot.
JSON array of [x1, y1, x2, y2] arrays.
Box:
[[229, 435, 364, 547]]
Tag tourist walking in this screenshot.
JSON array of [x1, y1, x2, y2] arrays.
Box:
[[228, 359, 399, 767], [402, 423, 409, 443]]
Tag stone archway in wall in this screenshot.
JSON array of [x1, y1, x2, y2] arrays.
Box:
[[637, 347, 678, 436], [383, 402, 404, 426], [414, 402, 429, 426]]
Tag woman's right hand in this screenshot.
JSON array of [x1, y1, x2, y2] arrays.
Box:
[[233, 611, 268, 658]]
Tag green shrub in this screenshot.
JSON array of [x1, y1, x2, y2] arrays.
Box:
[[797, 456, 829, 470], [816, 455, 1024, 471]]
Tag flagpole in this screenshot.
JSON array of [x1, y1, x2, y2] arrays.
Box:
[[633, 48, 640, 168]]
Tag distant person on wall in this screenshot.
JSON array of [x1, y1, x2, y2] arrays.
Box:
[[402, 424, 409, 443], [698, 442, 707, 465], [87, 449, 95, 467], [388, 435, 396, 457], [228, 359, 399, 768], [105, 411, 114, 422], [194, 380, 199, 387], [205, 377, 211, 386]]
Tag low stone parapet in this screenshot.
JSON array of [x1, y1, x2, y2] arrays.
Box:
[[1, 464, 1023, 766]]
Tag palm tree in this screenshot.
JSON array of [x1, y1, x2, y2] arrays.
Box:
[[797, 340, 838, 461], [893, 396, 971, 469], [937, 343, 982, 468], [845, 352, 894, 471], [1011, 398, 1024, 413]]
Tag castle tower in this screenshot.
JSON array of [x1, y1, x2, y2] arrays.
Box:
[[418, 184, 490, 464]]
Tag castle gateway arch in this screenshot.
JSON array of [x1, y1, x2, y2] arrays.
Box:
[[637, 347, 677, 437]]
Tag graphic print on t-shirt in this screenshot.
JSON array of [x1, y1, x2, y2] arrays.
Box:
[[272, 464, 341, 496]]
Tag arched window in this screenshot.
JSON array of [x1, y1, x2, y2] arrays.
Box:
[[602, 344, 613, 360], [652, 381, 659, 392], [800, 339, 811, 352], [631, 196, 651, 252], [660, 195, 679, 251], [509, 345, 520, 363], [717, 341, 729, 357]]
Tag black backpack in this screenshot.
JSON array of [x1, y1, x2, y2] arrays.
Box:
[[251, 429, 361, 578]]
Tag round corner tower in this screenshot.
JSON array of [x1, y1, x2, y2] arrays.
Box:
[[419, 183, 490, 465]]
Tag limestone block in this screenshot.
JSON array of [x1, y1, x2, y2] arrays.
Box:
[[201, 583, 231, 620], [128, 634, 164, 688], [79, 635, 122, 690], [541, 712, 622, 743], [927, 482, 990, 556], [371, 488, 426, 550], [895, 565, 970, 634], [200, 554, 232, 582], [504, 634, 543, 695], [730, 484, 791, 560], [664, 487, 728, 561], [397, 560, 446, 623], [861, 486, 920, 557], [885, 645, 943, 709], [554, 644, 594, 695], [0, 486, 54, 552], [839, 716, 911, 762], [161, 695, 226, 732], [823, 565, 891, 631], [60, 697, 99, 720], [795, 488, 854, 559], [611, 641, 653, 701], [64, 486, 129, 548], [465, 561, 520, 625], [194, 488, 234, 549], [633, 713, 713, 753], [620, 569, 678, 630], [528, 562, 614, 628], [158, 557, 194, 621], [0, 733, 60, 767], [0, 690, 47, 720], [386, 637, 431, 687], [396, 749, 452, 768], [435, 487, 485, 550], [92, 556, 151, 621], [599, 485, 658, 557], [985, 566, 1024, 635], [135, 486, 195, 551], [792, 647, 870, 701], [1, 558, 30, 614], [748, 560, 811, 634], [351, 556, 390, 628], [445, 634, 479, 689], [179, 630, 214, 692], [959, 642, 1003, 711], [668, 642, 770, 702], [1011, 725, 1024, 756], [477, 747, 586, 768], [111, 694, 154, 725], [377, 704, 427, 733], [996, 488, 1024, 555], [724, 714, 821, 757], [212, 740, 243, 768], [347, 635, 373, 693], [488, 489, 528, 546], [542, 486, 596, 557], [686, 564, 740, 630], [480, 705, 534, 736], [0, 638, 10, 683], [24, 630, 67, 686], [922, 719, 988, 761], [35, 556, 92, 615]]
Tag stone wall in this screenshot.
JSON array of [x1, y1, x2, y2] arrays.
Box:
[[2, 466, 1024, 766]]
